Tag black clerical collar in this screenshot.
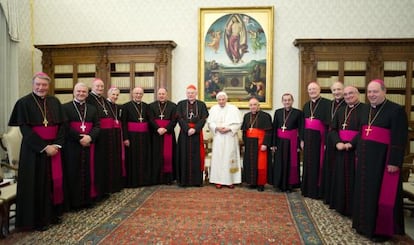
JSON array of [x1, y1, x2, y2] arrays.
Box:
[[91, 91, 101, 98], [32, 92, 45, 100], [74, 99, 85, 105]]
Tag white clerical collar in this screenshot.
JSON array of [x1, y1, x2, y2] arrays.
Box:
[[311, 97, 320, 103]]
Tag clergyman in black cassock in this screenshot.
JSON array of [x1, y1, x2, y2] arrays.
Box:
[[241, 97, 272, 192], [301, 82, 331, 199], [352, 80, 407, 241], [149, 88, 177, 185], [9, 72, 66, 231], [62, 83, 100, 210], [329, 86, 362, 216], [270, 93, 303, 192], [121, 87, 152, 187], [176, 85, 209, 187]]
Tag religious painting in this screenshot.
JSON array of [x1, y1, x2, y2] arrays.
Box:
[[198, 6, 274, 109]]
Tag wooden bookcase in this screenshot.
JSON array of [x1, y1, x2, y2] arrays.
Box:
[[294, 38, 414, 153], [35, 41, 177, 104], [294, 38, 414, 120]]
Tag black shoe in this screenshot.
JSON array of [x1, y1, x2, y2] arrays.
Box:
[[370, 235, 390, 243], [257, 186, 264, 192], [35, 225, 49, 232], [249, 185, 257, 189]]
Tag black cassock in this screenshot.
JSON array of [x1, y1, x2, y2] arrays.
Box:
[[149, 100, 177, 184], [121, 101, 152, 187], [352, 101, 407, 238], [329, 102, 363, 216], [86, 93, 122, 196], [176, 100, 209, 186], [269, 108, 303, 191], [241, 111, 272, 186], [9, 93, 65, 229], [321, 99, 345, 203], [62, 101, 100, 209], [301, 97, 331, 199]]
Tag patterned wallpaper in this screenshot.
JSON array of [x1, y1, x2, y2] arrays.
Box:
[[17, 0, 414, 110]]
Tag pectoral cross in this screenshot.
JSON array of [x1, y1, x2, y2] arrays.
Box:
[[341, 123, 347, 130], [80, 123, 86, 132], [43, 119, 48, 127], [365, 126, 372, 136], [138, 117, 144, 122], [281, 124, 287, 132], [103, 109, 108, 115], [189, 111, 194, 119], [159, 114, 165, 120]]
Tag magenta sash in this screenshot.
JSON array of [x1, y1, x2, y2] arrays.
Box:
[[127, 122, 149, 132], [100, 118, 115, 129], [32, 126, 63, 205], [277, 128, 299, 185], [70, 122, 97, 198], [155, 119, 173, 173], [339, 129, 358, 142], [305, 118, 326, 186], [361, 125, 397, 236]]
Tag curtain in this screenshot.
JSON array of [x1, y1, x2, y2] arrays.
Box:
[[0, 3, 19, 134]]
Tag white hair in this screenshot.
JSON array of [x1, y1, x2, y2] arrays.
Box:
[[216, 91, 228, 100]]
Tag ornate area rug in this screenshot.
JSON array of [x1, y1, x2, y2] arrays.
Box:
[[2, 185, 413, 244]]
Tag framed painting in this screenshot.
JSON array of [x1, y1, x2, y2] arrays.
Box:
[[198, 6, 274, 109]]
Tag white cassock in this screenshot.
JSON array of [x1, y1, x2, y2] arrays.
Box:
[[207, 103, 242, 185]]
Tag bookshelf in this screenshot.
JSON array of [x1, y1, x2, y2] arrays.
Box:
[[35, 41, 176, 104], [294, 38, 414, 121]]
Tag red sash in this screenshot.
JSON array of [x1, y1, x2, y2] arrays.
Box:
[[188, 123, 205, 171], [277, 128, 299, 185], [361, 125, 397, 236], [32, 126, 63, 205], [305, 118, 326, 186], [127, 122, 149, 132], [155, 119, 173, 173], [246, 128, 267, 185], [70, 122, 97, 198]]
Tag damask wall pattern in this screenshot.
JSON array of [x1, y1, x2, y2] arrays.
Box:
[[25, 0, 414, 109]]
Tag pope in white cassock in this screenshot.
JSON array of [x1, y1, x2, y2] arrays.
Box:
[[207, 91, 243, 189]]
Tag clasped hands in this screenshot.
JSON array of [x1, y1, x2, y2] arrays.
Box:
[[216, 127, 230, 134]]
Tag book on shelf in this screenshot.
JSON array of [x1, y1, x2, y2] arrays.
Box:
[[344, 76, 366, 88], [317, 61, 339, 71], [54, 65, 73, 73], [135, 63, 155, 72], [316, 76, 339, 87], [135, 76, 155, 89], [384, 75, 406, 88], [114, 63, 130, 72], [77, 64, 96, 73], [384, 61, 407, 71], [386, 94, 405, 105], [111, 77, 131, 88], [77, 77, 95, 88], [54, 78, 73, 89], [344, 61, 366, 71]]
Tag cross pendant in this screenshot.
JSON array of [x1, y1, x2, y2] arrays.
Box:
[[342, 123, 347, 130], [365, 126, 372, 136], [159, 114, 165, 120], [43, 119, 48, 127], [281, 125, 287, 132], [189, 112, 194, 119], [138, 117, 144, 122], [80, 123, 86, 132], [103, 109, 108, 115], [310, 116, 314, 121]]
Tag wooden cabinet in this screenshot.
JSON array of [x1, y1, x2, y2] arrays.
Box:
[[294, 38, 414, 122], [35, 41, 176, 104]]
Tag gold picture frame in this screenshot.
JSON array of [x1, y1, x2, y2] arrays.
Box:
[[198, 6, 274, 109]]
